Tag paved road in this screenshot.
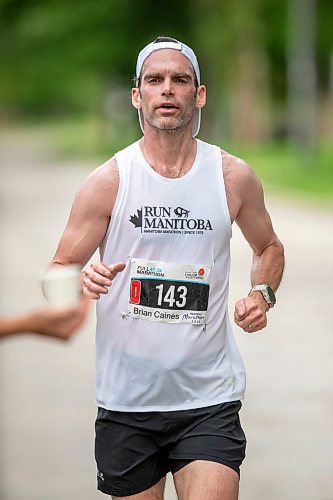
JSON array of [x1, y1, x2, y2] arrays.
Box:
[[1, 130, 333, 500]]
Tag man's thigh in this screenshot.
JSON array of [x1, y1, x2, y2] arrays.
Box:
[[168, 401, 246, 477], [173, 460, 239, 500], [112, 477, 166, 500], [95, 408, 168, 497]]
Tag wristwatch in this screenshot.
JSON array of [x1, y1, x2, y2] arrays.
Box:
[[249, 284, 276, 308]]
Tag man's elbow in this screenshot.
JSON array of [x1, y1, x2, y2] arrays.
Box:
[[254, 237, 284, 259], [275, 238, 285, 261]]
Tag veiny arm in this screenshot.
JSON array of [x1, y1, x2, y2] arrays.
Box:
[[235, 169, 284, 292], [223, 153, 285, 333], [51, 158, 125, 299]]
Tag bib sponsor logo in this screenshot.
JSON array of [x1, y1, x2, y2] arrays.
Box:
[[129, 206, 213, 235], [183, 267, 207, 281]]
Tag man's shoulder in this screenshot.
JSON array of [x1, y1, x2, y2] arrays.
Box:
[[219, 148, 264, 220], [89, 156, 118, 181], [83, 139, 138, 193], [91, 140, 138, 178], [220, 149, 256, 184], [80, 156, 119, 201]]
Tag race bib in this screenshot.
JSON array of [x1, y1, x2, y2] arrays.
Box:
[[128, 258, 211, 325]]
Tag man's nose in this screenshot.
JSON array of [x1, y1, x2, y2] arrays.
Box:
[[161, 79, 174, 95]]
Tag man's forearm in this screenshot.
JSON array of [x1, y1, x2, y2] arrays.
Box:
[[251, 239, 285, 291]]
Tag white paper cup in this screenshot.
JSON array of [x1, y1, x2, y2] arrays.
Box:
[[41, 265, 81, 308]]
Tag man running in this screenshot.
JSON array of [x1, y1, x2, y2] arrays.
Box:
[[51, 36, 284, 499]]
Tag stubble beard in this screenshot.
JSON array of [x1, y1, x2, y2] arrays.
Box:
[[141, 91, 197, 134]]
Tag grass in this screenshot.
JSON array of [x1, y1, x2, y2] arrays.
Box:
[[218, 141, 333, 204], [22, 115, 140, 161], [2, 116, 333, 204]]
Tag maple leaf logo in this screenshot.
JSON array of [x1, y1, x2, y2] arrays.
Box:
[[129, 209, 142, 228]]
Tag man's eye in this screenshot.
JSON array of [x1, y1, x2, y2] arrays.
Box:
[[148, 78, 159, 83], [176, 78, 187, 84]]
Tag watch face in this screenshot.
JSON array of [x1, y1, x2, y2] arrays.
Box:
[[267, 286, 276, 304]]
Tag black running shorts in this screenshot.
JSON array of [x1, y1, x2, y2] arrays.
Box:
[[95, 401, 246, 497]]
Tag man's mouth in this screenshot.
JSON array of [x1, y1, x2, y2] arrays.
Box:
[[157, 103, 178, 110]]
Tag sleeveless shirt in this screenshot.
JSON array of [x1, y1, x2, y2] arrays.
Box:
[[95, 139, 246, 411]]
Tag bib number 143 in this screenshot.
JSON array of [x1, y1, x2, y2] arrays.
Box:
[[155, 283, 187, 308]]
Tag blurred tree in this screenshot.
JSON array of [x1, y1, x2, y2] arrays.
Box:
[[316, 0, 333, 142], [0, 0, 332, 147], [191, 0, 271, 143], [0, 0, 192, 116], [287, 0, 317, 147]]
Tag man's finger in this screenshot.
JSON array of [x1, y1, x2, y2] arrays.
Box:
[[234, 299, 247, 321], [107, 262, 126, 276]]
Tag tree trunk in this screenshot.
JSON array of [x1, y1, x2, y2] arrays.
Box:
[[287, 0, 317, 147]]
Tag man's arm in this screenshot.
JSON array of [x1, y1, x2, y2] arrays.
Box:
[[51, 158, 125, 299], [223, 153, 285, 333]]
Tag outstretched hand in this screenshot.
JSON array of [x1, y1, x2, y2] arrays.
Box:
[[234, 294, 269, 334], [82, 262, 126, 299], [32, 295, 91, 340]]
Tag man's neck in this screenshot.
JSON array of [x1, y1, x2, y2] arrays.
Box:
[[139, 130, 197, 179]]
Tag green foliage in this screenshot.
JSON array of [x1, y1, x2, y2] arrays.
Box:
[[0, 0, 193, 113], [234, 141, 333, 202], [1, 0, 333, 180]]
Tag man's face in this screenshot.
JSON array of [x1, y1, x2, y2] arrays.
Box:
[[132, 49, 206, 134]]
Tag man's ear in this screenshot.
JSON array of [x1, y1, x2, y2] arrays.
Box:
[[131, 88, 141, 109], [196, 85, 206, 109]]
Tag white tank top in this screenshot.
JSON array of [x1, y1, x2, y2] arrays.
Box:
[[95, 139, 246, 411]]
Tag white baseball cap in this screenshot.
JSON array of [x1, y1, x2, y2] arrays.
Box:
[[135, 37, 201, 137]]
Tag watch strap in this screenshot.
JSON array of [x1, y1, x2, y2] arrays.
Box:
[[249, 284, 276, 308]]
